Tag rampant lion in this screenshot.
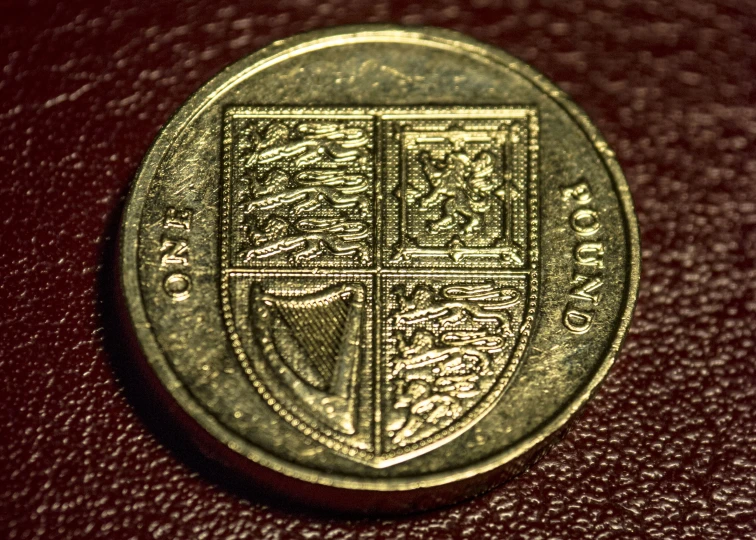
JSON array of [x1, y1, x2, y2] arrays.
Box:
[[417, 149, 503, 235]]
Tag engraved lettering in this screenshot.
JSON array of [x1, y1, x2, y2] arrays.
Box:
[[163, 207, 193, 229], [562, 308, 594, 334], [160, 237, 189, 266], [160, 206, 193, 300], [574, 242, 605, 268], [163, 272, 191, 301], [570, 208, 600, 236], [569, 274, 603, 305], [561, 179, 605, 334], [561, 180, 593, 204]]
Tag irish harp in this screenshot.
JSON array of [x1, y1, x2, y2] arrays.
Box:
[[250, 284, 364, 435]]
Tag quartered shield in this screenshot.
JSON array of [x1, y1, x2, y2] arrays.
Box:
[[221, 106, 539, 467]]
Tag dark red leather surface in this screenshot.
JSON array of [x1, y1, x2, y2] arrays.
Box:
[[2, 1, 756, 537]]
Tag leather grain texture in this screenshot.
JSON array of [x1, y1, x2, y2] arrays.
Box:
[[2, 0, 755, 538]]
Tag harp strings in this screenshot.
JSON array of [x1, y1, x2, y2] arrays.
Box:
[[276, 292, 350, 387]]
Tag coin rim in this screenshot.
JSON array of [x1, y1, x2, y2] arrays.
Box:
[[120, 25, 641, 491]]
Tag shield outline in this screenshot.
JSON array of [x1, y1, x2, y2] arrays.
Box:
[[220, 106, 539, 468]]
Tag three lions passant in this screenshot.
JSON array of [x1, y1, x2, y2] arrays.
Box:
[[241, 120, 372, 264], [386, 282, 522, 443]]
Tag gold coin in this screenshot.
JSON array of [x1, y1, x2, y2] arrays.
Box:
[[120, 25, 640, 512]]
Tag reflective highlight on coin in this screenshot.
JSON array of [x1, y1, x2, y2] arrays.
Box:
[[120, 26, 640, 512]]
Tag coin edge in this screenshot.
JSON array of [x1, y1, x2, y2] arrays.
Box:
[[118, 24, 642, 492]]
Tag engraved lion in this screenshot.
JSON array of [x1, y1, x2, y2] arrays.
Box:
[[387, 328, 503, 444], [418, 149, 502, 235], [393, 329, 497, 381], [246, 121, 369, 167], [392, 283, 520, 332], [243, 215, 370, 264], [246, 169, 369, 216]]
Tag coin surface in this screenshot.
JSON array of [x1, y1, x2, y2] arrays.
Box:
[[120, 26, 640, 512]]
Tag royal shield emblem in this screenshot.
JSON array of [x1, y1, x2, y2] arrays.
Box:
[[221, 106, 539, 467]]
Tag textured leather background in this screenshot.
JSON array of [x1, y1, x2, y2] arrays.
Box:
[[2, 0, 756, 538]]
